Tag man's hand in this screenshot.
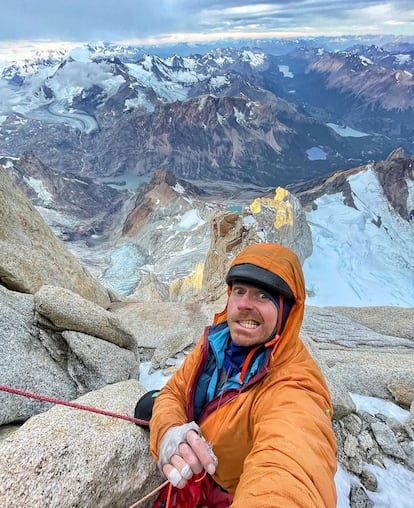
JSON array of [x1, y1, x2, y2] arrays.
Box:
[[158, 423, 217, 489]]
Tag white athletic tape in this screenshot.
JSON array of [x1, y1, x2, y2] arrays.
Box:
[[167, 467, 182, 487], [180, 464, 193, 480]]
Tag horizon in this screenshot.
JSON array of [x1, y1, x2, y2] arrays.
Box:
[[0, 31, 413, 66]]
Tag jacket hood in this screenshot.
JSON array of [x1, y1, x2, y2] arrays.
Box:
[[213, 243, 305, 359]]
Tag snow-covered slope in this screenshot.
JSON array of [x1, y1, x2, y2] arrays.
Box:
[[304, 166, 414, 306]]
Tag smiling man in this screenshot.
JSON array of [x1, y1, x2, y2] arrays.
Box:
[[149, 243, 337, 507]]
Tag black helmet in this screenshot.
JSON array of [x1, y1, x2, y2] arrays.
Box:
[[226, 263, 295, 302]]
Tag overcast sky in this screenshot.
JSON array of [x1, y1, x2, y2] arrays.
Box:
[[2, 0, 414, 45]]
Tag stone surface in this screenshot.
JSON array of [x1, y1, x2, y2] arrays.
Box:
[[1, 293, 414, 508], [63, 330, 139, 392], [0, 381, 161, 508], [303, 306, 414, 402], [328, 306, 414, 340]]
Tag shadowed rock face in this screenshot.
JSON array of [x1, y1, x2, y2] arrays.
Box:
[[272, 47, 414, 142], [374, 148, 414, 221], [307, 50, 414, 112], [128, 93, 350, 186], [0, 165, 111, 307], [4, 151, 127, 239]]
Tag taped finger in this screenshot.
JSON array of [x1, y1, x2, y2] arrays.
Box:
[[167, 467, 182, 487], [180, 464, 193, 480]]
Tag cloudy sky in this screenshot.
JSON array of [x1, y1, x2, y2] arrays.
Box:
[[2, 0, 413, 45]]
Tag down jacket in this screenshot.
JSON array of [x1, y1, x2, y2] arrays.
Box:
[[150, 243, 337, 507]]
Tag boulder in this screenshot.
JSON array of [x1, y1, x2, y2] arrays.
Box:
[[0, 381, 162, 508], [114, 300, 219, 368], [0, 285, 138, 425], [387, 381, 414, 409], [34, 285, 138, 352]]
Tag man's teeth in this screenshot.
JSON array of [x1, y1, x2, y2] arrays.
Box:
[[239, 320, 259, 329]]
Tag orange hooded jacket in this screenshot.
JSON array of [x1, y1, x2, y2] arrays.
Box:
[[150, 243, 337, 507]]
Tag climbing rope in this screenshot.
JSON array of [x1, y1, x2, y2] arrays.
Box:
[[0, 384, 148, 425], [127, 480, 170, 507]]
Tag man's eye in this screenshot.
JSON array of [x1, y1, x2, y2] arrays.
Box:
[[259, 293, 270, 300]]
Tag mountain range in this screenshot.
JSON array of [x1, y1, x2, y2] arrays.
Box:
[[1, 36, 414, 508], [1, 36, 413, 186]]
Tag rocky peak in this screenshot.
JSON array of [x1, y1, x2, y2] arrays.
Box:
[[386, 147, 406, 160], [148, 169, 206, 196], [291, 166, 363, 210], [122, 170, 206, 236], [132, 92, 335, 185], [374, 148, 414, 221], [199, 187, 312, 302], [149, 169, 177, 186]]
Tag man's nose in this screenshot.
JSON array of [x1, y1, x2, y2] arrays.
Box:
[[237, 293, 254, 309]]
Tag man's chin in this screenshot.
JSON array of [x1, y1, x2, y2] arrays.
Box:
[[230, 333, 265, 347]]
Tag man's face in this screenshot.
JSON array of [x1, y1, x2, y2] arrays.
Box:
[[227, 282, 278, 347]]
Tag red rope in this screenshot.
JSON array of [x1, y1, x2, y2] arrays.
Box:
[[0, 384, 148, 426]]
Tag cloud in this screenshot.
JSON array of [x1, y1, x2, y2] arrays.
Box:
[[1, 0, 413, 42], [199, 0, 414, 35]]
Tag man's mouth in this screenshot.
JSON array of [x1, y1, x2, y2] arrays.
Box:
[[238, 320, 259, 329]]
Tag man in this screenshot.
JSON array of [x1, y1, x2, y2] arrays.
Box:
[[149, 243, 337, 507]]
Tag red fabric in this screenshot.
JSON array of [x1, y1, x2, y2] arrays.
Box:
[[153, 473, 233, 508]]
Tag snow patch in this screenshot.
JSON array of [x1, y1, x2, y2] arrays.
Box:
[[233, 107, 246, 125], [395, 53, 412, 65], [23, 176, 53, 205], [175, 209, 205, 231], [350, 393, 410, 424], [359, 55, 373, 65], [102, 244, 146, 294], [278, 65, 293, 78]]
